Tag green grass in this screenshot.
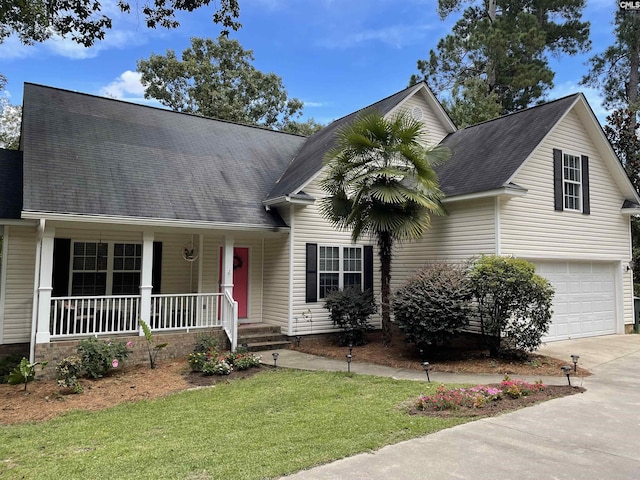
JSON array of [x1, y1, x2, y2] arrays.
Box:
[[0, 369, 465, 479]]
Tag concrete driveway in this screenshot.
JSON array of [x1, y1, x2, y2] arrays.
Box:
[[282, 335, 640, 480]]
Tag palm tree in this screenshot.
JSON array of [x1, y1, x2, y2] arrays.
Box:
[[320, 111, 449, 346]]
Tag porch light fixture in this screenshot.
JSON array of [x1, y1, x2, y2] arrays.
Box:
[[422, 362, 432, 383], [346, 354, 352, 373], [272, 352, 279, 368], [570, 354, 580, 373], [561, 365, 572, 386]]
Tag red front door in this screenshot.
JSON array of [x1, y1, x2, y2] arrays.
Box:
[[220, 247, 249, 319]]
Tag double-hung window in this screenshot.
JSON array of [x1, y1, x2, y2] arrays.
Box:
[[563, 153, 581, 211], [318, 245, 363, 299], [71, 241, 142, 296]]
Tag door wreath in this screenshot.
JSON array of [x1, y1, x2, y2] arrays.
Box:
[[233, 254, 243, 270]]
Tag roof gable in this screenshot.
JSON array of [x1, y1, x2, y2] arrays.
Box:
[[21, 84, 307, 228], [437, 94, 580, 197], [265, 82, 455, 201]]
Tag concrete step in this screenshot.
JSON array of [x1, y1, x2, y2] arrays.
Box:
[[244, 340, 292, 352], [237, 324, 291, 352]]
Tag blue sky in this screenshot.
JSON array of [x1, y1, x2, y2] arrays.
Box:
[[0, 0, 621, 126]]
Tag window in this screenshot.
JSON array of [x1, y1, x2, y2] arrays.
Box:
[[553, 149, 590, 214], [563, 153, 581, 211], [71, 241, 141, 296], [318, 246, 363, 299]]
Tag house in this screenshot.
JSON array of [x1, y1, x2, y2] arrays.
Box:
[[0, 81, 638, 363]]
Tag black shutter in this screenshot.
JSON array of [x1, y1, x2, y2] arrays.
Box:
[[553, 148, 563, 211], [305, 243, 317, 303], [152, 241, 162, 294], [52, 238, 71, 297], [363, 245, 374, 294], [582, 155, 590, 215]]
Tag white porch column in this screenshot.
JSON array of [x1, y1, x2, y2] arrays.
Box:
[[221, 234, 235, 297], [35, 225, 55, 344], [139, 231, 154, 335]]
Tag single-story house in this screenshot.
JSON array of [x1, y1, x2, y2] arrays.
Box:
[[1, 81, 638, 362]]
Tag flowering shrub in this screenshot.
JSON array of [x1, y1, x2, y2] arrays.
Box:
[[414, 377, 545, 411], [56, 356, 84, 393], [229, 352, 261, 370], [77, 337, 131, 378], [416, 384, 503, 411], [500, 376, 545, 398], [202, 359, 233, 376]]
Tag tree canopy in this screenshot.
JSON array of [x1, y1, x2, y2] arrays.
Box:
[[0, 0, 240, 47], [320, 112, 449, 345], [412, 0, 590, 125], [137, 36, 307, 130]]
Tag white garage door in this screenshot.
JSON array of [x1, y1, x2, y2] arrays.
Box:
[[534, 262, 617, 342]]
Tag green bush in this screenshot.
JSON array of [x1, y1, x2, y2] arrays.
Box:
[[56, 356, 84, 393], [193, 332, 220, 354], [468, 255, 555, 357], [77, 337, 130, 378], [0, 354, 22, 384], [324, 287, 377, 346], [393, 262, 471, 351], [202, 360, 232, 376], [229, 352, 261, 370], [8, 358, 47, 391]]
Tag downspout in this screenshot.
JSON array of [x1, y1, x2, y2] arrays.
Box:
[[287, 204, 295, 336], [29, 219, 45, 363]]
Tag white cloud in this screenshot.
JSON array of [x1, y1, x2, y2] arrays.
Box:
[[303, 101, 327, 108], [46, 28, 145, 59], [0, 35, 36, 60], [319, 24, 433, 49], [98, 71, 165, 107]]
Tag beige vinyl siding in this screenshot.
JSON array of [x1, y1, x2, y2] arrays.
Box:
[[390, 93, 451, 145], [262, 233, 290, 330], [291, 179, 380, 335], [155, 233, 201, 294], [624, 268, 634, 325], [2, 226, 36, 343], [391, 198, 496, 291], [501, 109, 630, 260]]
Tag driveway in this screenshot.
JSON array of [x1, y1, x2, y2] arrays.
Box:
[[282, 335, 640, 479]]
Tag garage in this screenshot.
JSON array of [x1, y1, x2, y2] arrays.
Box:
[[534, 261, 618, 342]]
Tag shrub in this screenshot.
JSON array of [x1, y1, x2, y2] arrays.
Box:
[[7, 358, 48, 391], [139, 319, 168, 369], [415, 383, 503, 411], [393, 262, 471, 351], [202, 359, 232, 376], [324, 287, 376, 345], [56, 356, 84, 393], [77, 337, 130, 378], [0, 355, 22, 384], [230, 352, 261, 370], [193, 332, 220, 354], [468, 255, 555, 357]]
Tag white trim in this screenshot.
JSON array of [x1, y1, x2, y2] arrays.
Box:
[[387, 83, 457, 133], [260, 237, 265, 323], [621, 208, 640, 215], [20, 211, 290, 233], [29, 224, 41, 359], [520, 253, 630, 262], [0, 219, 38, 226], [287, 204, 295, 336], [262, 195, 316, 208], [197, 234, 204, 294], [562, 152, 582, 212], [317, 244, 364, 299], [615, 261, 625, 334], [442, 186, 528, 204], [0, 226, 7, 346]]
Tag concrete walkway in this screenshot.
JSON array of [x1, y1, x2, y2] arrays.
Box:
[[271, 335, 640, 480]]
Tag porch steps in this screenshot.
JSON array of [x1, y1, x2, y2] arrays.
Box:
[[237, 324, 291, 352]]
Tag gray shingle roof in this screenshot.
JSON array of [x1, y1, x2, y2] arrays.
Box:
[[266, 83, 430, 200], [21, 84, 307, 228], [0, 148, 22, 219], [437, 94, 580, 197]]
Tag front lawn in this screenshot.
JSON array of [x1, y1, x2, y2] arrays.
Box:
[[1, 369, 464, 479]]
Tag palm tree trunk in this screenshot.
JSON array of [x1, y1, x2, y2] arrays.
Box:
[[378, 231, 393, 346]]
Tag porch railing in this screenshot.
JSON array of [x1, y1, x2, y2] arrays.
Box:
[[150, 293, 222, 331], [221, 291, 238, 351], [50, 293, 226, 339], [50, 296, 140, 338]]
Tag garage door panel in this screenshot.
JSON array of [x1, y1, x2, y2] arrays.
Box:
[[535, 261, 616, 342]]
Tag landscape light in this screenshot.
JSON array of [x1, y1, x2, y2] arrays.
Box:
[[346, 354, 352, 373], [422, 361, 432, 383], [272, 352, 279, 368], [571, 354, 580, 373], [561, 365, 572, 386]]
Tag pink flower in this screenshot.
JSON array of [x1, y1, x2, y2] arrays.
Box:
[[126, 341, 133, 348], [112, 359, 119, 368]]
